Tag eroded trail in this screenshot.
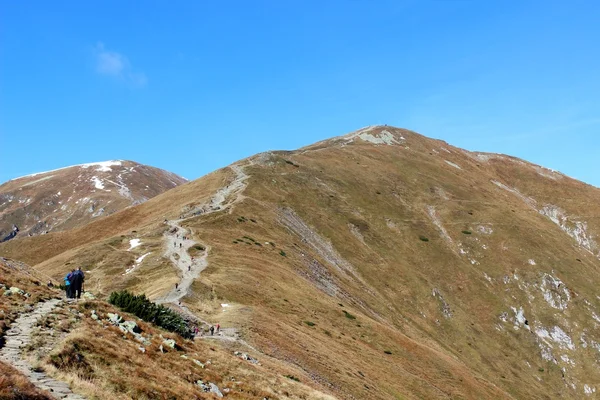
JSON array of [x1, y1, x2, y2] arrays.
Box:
[[0, 299, 86, 399], [157, 164, 251, 342]]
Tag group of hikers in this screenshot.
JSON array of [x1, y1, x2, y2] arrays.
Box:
[[63, 267, 85, 299], [192, 323, 220, 336]]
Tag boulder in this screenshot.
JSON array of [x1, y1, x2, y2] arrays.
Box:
[[209, 383, 223, 398], [120, 320, 141, 334], [162, 338, 176, 349], [82, 292, 96, 300], [107, 313, 123, 324]]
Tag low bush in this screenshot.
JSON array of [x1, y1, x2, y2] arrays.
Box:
[[108, 290, 193, 339], [419, 236, 429, 242], [304, 321, 315, 327], [279, 250, 287, 257], [284, 375, 300, 382], [343, 310, 356, 320], [461, 230, 472, 235]]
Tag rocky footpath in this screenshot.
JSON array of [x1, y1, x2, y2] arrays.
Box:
[[0, 298, 86, 399]]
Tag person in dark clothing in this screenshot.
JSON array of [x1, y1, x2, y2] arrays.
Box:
[[209, 326, 214, 336], [71, 267, 85, 299]]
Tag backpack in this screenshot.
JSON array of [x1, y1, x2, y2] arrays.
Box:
[[64, 274, 71, 286]]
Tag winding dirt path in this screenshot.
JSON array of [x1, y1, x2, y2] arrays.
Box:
[[156, 163, 251, 343], [0, 299, 86, 399]]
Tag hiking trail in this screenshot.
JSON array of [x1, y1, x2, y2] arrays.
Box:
[[0, 298, 87, 399], [157, 163, 251, 343]]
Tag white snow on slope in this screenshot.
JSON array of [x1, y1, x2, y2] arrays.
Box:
[[91, 177, 105, 190], [128, 239, 141, 250], [9, 160, 124, 181], [81, 161, 122, 172]]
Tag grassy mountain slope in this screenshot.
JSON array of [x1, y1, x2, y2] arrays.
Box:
[[0, 160, 187, 240], [2, 126, 600, 399]]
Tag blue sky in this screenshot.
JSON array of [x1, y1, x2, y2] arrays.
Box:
[[1, 1, 599, 186]]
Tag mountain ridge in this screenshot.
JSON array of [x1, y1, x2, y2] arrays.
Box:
[[2, 126, 600, 398]]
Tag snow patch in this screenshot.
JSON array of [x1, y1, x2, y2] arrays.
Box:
[[124, 252, 151, 275], [91, 177, 105, 190], [129, 239, 141, 250], [540, 274, 571, 310]]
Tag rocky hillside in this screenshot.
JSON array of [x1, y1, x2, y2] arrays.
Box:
[[2, 126, 600, 399], [0, 161, 187, 240]]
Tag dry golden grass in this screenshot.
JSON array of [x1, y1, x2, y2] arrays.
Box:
[[27, 300, 336, 399], [0, 361, 53, 400], [4, 127, 600, 398]]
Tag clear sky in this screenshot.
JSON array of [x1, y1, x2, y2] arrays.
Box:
[[1, 1, 599, 186]]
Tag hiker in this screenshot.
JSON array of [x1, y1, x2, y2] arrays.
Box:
[[188, 265, 191, 272], [209, 326, 214, 336], [216, 323, 220, 333], [175, 282, 179, 289], [179, 243, 182, 248], [173, 242, 176, 247], [64, 270, 73, 298], [71, 267, 85, 299]]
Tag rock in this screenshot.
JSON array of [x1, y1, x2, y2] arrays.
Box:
[[107, 313, 123, 324], [209, 383, 223, 398], [138, 346, 146, 353], [90, 310, 99, 320], [120, 320, 141, 334], [3, 290, 11, 297], [9, 287, 25, 295], [159, 344, 164, 353], [193, 359, 205, 368], [82, 292, 95, 300], [162, 338, 176, 349]]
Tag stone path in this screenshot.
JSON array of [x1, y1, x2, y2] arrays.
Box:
[[0, 298, 86, 399]]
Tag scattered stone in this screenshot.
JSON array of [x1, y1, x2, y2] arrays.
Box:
[[193, 359, 205, 368], [107, 313, 123, 324], [90, 310, 99, 320], [159, 344, 164, 353], [234, 351, 259, 364], [209, 382, 223, 397], [120, 320, 141, 334], [138, 346, 146, 353], [82, 291, 96, 300], [162, 338, 176, 349]]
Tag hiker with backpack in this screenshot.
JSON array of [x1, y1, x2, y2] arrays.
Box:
[[70, 267, 85, 299], [64, 270, 74, 298]]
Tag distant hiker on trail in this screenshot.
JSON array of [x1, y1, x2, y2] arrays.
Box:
[[173, 242, 176, 247], [70, 267, 85, 299], [188, 265, 191, 272], [179, 243, 182, 248], [209, 326, 214, 336], [216, 323, 220, 333], [175, 282, 179, 289], [64, 270, 73, 298]]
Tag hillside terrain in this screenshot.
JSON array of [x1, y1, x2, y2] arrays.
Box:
[[2, 126, 600, 399], [0, 160, 187, 241]]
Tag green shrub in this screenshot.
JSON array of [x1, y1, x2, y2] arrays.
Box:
[[461, 230, 472, 235], [193, 244, 205, 251], [108, 290, 193, 339], [279, 250, 286, 257], [419, 236, 429, 242], [284, 375, 300, 382], [343, 310, 356, 320], [384, 350, 392, 355], [304, 321, 315, 327]]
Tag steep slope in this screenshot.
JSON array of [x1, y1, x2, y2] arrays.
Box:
[[0, 160, 187, 240], [2, 126, 600, 399]]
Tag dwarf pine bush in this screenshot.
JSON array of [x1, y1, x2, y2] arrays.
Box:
[[108, 290, 193, 339]]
